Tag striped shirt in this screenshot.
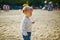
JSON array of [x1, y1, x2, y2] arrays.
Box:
[[21, 17, 32, 36]]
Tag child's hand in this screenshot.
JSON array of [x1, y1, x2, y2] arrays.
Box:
[[32, 21, 35, 24], [24, 34, 28, 36], [25, 34, 28, 36], [23, 32, 28, 36], [26, 34, 28, 36]]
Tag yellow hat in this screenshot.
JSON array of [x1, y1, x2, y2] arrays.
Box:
[[23, 3, 29, 6]]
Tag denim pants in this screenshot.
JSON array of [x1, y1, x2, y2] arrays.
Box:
[[22, 32, 31, 40]]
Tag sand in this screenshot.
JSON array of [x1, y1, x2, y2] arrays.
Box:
[[0, 9, 60, 40]]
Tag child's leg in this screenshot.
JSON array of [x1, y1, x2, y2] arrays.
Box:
[[23, 35, 27, 40], [22, 32, 31, 40], [27, 32, 31, 40]]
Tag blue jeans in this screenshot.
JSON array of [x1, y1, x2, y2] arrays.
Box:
[[22, 32, 31, 40]]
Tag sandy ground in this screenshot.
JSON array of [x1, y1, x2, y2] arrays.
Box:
[[0, 10, 60, 40]]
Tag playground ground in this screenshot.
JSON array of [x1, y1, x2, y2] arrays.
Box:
[[0, 9, 60, 40]]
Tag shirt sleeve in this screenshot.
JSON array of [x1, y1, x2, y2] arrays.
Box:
[[21, 20, 28, 36]]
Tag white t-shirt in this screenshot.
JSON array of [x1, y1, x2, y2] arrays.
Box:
[[21, 17, 32, 36]]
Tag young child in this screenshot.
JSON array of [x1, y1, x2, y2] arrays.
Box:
[[21, 6, 35, 40]]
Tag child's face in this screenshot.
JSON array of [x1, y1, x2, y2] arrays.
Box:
[[24, 9, 33, 18]]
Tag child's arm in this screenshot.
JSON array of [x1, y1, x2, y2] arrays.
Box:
[[22, 22, 28, 36]]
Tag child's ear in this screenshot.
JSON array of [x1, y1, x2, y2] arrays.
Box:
[[23, 10, 24, 13]]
